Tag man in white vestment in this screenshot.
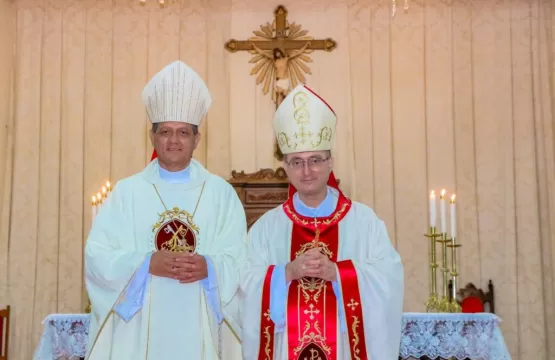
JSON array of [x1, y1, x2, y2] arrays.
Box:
[[84, 60, 247, 359], [240, 85, 404, 360]]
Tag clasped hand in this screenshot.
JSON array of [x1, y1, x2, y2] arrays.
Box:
[[286, 248, 337, 282], [149, 250, 208, 283]]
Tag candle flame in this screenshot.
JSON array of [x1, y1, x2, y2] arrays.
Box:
[[97, 192, 102, 202], [450, 194, 456, 203], [106, 181, 111, 190], [430, 190, 435, 198], [92, 195, 96, 205], [440, 189, 446, 199]]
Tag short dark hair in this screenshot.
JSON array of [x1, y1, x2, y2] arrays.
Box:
[[152, 123, 198, 135]]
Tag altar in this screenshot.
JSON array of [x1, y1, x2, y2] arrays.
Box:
[[33, 312, 511, 360]]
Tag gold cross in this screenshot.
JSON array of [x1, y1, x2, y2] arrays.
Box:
[[313, 228, 320, 247], [304, 304, 320, 320], [347, 299, 359, 311], [264, 309, 271, 321], [294, 125, 313, 145], [311, 218, 321, 227]]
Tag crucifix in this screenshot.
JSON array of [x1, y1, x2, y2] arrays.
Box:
[[225, 5, 336, 107], [225, 5, 337, 160]]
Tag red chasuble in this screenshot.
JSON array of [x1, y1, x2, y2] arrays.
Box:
[[257, 173, 369, 360]]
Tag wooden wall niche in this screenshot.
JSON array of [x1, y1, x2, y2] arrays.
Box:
[[228, 168, 290, 229]]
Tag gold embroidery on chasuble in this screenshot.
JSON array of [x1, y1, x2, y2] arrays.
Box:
[[283, 199, 352, 360], [292, 229, 333, 359], [151, 183, 205, 253]]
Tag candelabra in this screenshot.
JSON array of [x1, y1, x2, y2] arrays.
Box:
[[426, 190, 462, 313], [436, 232, 451, 312], [424, 227, 441, 312], [447, 237, 462, 313]]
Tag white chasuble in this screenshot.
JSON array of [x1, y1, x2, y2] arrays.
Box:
[[85, 159, 246, 359], [240, 189, 404, 360]]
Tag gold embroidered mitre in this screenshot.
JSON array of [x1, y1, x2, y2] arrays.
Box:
[[273, 85, 336, 154], [142, 60, 211, 126]]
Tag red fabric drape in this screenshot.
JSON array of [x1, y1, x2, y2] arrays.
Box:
[[151, 150, 157, 161], [461, 296, 485, 313]]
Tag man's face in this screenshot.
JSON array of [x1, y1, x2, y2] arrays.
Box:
[[284, 151, 332, 196], [150, 122, 200, 170]]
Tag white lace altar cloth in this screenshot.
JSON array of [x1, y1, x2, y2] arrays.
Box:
[[401, 313, 511, 360], [34, 312, 511, 359]]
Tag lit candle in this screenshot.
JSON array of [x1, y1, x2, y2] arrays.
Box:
[[97, 192, 102, 211], [429, 190, 437, 228], [440, 189, 447, 233], [102, 186, 107, 199], [92, 196, 97, 223], [450, 194, 456, 238], [106, 181, 111, 196]]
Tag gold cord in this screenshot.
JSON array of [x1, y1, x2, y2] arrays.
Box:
[[145, 182, 206, 357]]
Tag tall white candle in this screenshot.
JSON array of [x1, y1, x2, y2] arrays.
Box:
[[97, 192, 102, 211], [450, 194, 456, 238], [92, 196, 97, 223], [429, 190, 436, 228], [440, 189, 447, 233]]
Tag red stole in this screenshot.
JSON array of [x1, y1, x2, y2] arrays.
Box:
[[257, 185, 369, 360]]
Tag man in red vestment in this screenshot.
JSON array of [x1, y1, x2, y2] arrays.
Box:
[[239, 84, 404, 360]]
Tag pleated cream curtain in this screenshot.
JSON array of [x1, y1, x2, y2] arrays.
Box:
[[0, 0, 554, 359]]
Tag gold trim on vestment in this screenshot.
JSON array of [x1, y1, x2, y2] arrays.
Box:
[[85, 254, 150, 359]]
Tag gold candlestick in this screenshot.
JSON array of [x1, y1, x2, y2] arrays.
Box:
[[436, 232, 451, 312], [447, 237, 462, 313], [424, 226, 441, 312]]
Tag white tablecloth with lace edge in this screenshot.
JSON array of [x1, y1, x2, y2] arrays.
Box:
[[33, 312, 512, 359]]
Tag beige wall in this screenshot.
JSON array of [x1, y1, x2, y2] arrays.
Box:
[[0, 0, 15, 318], [1, 0, 555, 359]]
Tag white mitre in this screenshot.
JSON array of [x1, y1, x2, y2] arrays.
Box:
[[141, 60, 212, 126], [273, 84, 336, 154]]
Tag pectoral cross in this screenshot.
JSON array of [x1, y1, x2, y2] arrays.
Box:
[[313, 228, 320, 248]]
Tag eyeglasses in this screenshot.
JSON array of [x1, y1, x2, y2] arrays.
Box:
[[285, 157, 330, 170]]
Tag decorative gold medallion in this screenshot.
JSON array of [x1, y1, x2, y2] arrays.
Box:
[[152, 207, 199, 253]]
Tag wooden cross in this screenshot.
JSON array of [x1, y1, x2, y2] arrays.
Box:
[[224, 5, 337, 108]]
